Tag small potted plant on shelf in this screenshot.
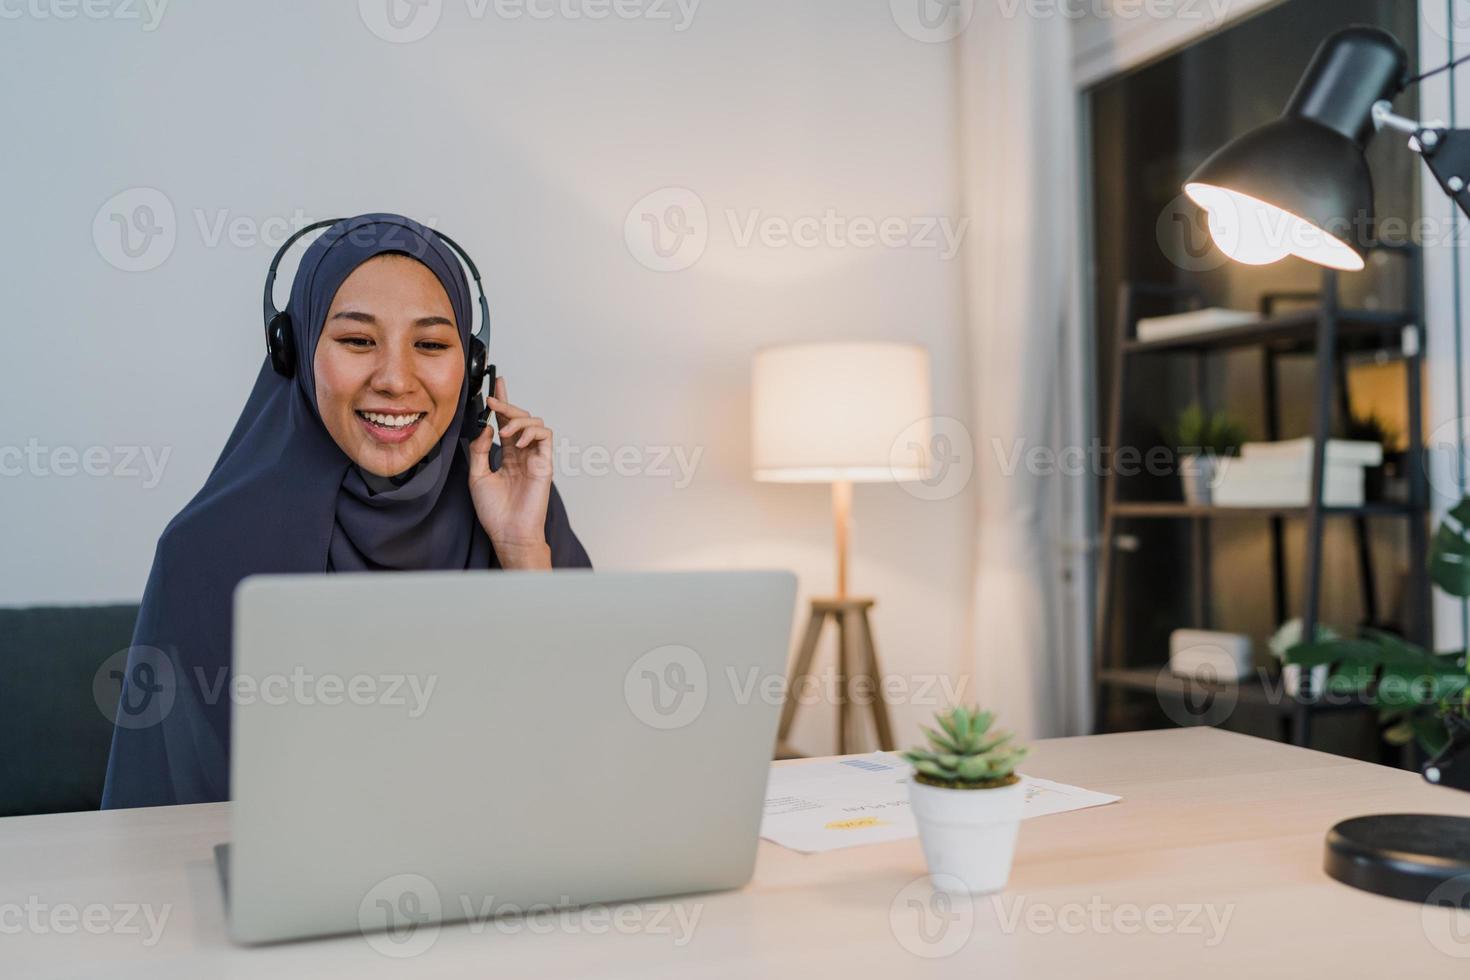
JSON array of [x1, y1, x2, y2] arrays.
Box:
[[1344, 412, 1398, 502], [903, 706, 1028, 894], [1171, 404, 1246, 505], [1269, 618, 1338, 698]]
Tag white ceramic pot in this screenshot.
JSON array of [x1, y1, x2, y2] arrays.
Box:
[[1179, 454, 1215, 505], [907, 776, 1025, 894], [1282, 662, 1331, 698]]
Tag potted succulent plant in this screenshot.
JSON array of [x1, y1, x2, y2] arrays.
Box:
[[902, 706, 1028, 894], [1171, 404, 1246, 505]]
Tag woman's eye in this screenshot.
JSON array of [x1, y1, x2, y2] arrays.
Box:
[[338, 337, 373, 349], [417, 341, 451, 352]]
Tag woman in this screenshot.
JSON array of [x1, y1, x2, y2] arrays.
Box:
[[101, 213, 590, 809]]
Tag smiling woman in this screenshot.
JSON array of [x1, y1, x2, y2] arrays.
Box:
[[99, 214, 591, 809]]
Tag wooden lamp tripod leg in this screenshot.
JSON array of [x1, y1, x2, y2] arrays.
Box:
[[853, 605, 895, 750], [776, 606, 826, 758]]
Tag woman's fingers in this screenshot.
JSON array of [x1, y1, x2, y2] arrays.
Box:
[[485, 394, 529, 423], [488, 376, 523, 427], [467, 416, 495, 479], [501, 420, 551, 451], [516, 425, 550, 450], [484, 377, 552, 472], [498, 417, 544, 441], [497, 416, 552, 479]]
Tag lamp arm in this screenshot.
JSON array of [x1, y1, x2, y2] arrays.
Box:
[[1412, 127, 1470, 222], [1371, 100, 1470, 222]]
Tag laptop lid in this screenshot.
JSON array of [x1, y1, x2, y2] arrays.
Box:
[[227, 569, 796, 945]]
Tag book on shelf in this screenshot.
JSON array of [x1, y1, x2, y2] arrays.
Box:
[[1135, 307, 1261, 343], [1239, 437, 1383, 467], [1213, 465, 1365, 507]]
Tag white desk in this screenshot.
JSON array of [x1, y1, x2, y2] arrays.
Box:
[[7, 728, 1470, 978]]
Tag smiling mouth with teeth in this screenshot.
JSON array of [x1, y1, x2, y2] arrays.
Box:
[[354, 410, 427, 441]]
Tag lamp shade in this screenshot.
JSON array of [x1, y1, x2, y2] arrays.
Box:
[[752, 342, 931, 483], [1183, 26, 1407, 272]]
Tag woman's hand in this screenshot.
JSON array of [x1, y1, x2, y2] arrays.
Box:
[[468, 376, 554, 569]]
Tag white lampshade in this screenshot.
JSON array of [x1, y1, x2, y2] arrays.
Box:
[[752, 342, 932, 483]]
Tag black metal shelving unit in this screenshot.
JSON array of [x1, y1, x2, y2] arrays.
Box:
[[1093, 255, 1430, 748]]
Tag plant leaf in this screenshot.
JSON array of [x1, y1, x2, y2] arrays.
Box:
[[955, 756, 994, 781], [914, 759, 952, 780], [1373, 665, 1469, 709], [1286, 636, 1436, 670], [1413, 714, 1452, 757], [936, 710, 962, 742], [921, 725, 960, 754]]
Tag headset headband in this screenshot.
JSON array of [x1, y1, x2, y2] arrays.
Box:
[[262, 217, 491, 347]]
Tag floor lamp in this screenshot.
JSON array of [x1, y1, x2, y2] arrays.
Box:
[[751, 342, 933, 758]]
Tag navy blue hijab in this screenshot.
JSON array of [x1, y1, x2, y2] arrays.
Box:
[[101, 214, 590, 809]]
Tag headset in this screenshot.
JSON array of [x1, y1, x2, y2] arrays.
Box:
[[262, 217, 495, 426]]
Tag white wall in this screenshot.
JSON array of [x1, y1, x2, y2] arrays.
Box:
[[0, 0, 976, 751]]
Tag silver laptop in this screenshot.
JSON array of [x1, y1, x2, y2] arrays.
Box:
[[223, 569, 796, 945]]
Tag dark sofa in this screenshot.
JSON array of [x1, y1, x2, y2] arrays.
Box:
[[1, 604, 140, 816]]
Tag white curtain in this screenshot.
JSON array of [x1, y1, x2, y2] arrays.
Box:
[[956, 5, 1082, 739]]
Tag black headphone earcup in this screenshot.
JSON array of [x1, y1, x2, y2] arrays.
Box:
[[468, 337, 487, 403], [267, 312, 296, 379]]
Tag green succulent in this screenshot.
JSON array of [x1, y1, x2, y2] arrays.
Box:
[[1171, 404, 1247, 457], [902, 706, 1027, 789]]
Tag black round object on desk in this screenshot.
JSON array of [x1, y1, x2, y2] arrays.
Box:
[[1325, 814, 1470, 903]]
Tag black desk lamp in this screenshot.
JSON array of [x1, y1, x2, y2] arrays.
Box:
[[1182, 24, 1470, 904]]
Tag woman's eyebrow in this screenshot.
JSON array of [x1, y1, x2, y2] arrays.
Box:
[[327, 311, 453, 328]]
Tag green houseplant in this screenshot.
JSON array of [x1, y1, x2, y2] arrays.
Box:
[[902, 707, 1028, 893], [1171, 405, 1247, 505], [1286, 497, 1470, 756], [1344, 412, 1398, 502]]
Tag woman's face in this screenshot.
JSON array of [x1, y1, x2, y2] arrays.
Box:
[[314, 254, 465, 478]]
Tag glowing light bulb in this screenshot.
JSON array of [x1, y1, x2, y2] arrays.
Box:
[[1185, 183, 1290, 265], [1184, 182, 1364, 272]]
